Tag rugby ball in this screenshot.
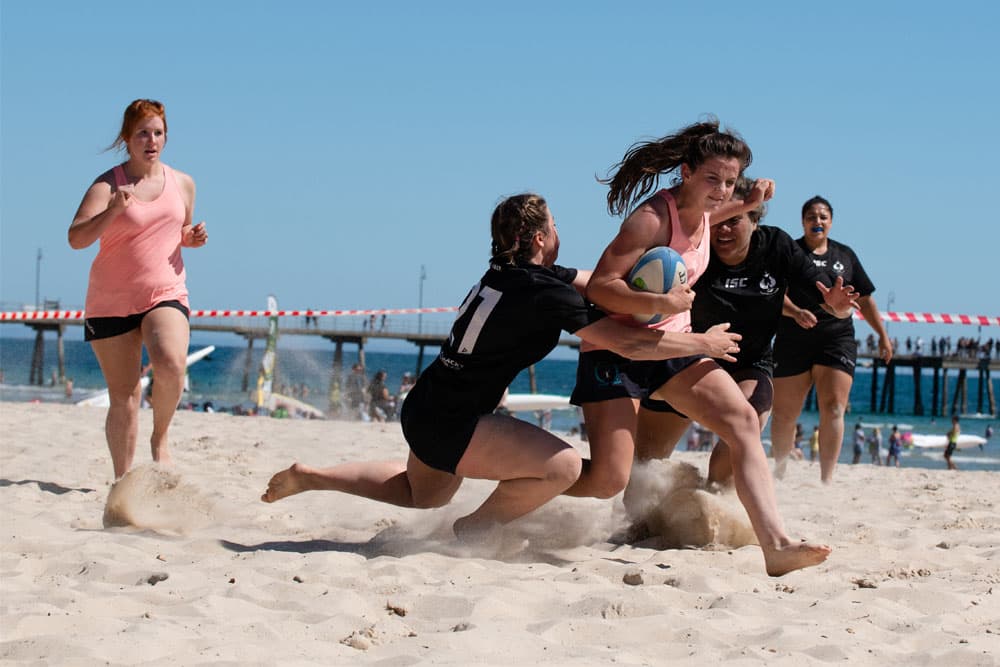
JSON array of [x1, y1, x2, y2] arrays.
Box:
[[627, 246, 687, 324]]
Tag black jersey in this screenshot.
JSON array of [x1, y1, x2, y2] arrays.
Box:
[[691, 225, 826, 368], [416, 260, 603, 416], [777, 237, 875, 340]]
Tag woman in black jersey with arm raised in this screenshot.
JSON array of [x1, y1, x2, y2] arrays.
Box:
[[261, 194, 740, 540], [769, 196, 893, 483]]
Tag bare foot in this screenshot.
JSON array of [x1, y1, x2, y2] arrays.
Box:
[[151, 440, 173, 467], [763, 540, 832, 577], [261, 463, 311, 502], [773, 457, 788, 480], [149, 433, 174, 466]]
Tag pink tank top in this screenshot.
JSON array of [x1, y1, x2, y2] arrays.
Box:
[[647, 189, 710, 334], [85, 164, 189, 317], [582, 189, 711, 352]]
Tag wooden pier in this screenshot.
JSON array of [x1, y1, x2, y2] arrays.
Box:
[[861, 352, 997, 417]]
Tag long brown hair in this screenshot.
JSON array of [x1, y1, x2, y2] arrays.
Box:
[[490, 193, 550, 265], [601, 117, 752, 216]]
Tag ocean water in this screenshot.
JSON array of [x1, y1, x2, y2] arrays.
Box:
[[2, 336, 996, 471]]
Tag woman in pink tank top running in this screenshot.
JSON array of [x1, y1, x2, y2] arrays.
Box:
[[69, 99, 208, 480], [573, 118, 830, 576]]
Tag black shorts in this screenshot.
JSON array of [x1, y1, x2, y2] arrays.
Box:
[[84, 300, 190, 342], [570, 350, 642, 406], [620, 354, 706, 401], [717, 346, 775, 377], [399, 381, 478, 474], [639, 395, 686, 417], [638, 364, 772, 417], [772, 330, 857, 378]]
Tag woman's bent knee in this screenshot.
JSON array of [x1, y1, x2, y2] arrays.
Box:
[[548, 449, 584, 489]]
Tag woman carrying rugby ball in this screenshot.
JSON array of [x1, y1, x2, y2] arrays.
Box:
[[577, 118, 830, 576]]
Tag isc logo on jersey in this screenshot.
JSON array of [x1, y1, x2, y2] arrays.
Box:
[[627, 246, 687, 325]]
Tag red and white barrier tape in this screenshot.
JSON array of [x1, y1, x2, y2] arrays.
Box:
[[1, 308, 997, 326], [854, 312, 1000, 326], [0, 307, 459, 321]]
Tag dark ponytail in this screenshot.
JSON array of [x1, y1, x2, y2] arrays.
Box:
[[601, 117, 752, 216]]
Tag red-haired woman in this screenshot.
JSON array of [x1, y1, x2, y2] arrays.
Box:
[[70, 99, 207, 480]]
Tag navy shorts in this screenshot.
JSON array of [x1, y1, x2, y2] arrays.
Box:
[[400, 382, 478, 474], [620, 354, 706, 401], [84, 300, 190, 342], [570, 350, 642, 406]]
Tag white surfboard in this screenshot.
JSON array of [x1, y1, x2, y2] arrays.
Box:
[[76, 345, 216, 408], [909, 433, 987, 450], [501, 393, 573, 412]]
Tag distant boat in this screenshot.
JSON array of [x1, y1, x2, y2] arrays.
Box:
[[909, 433, 987, 450], [502, 393, 573, 412], [75, 345, 216, 408]]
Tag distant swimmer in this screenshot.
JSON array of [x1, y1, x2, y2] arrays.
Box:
[[945, 416, 960, 471], [769, 195, 892, 483], [69, 99, 207, 480], [262, 193, 740, 543]]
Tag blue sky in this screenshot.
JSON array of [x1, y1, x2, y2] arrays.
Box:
[[2, 1, 998, 352]]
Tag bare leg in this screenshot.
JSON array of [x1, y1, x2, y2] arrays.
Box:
[[812, 366, 853, 483], [262, 413, 581, 538], [707, 373, 772, 486], [634, 407, 690, 461], [657, 360, 831, 576], [770, 372, 813, 478], [141, 307, 190, 466], [90, 331, 144, 479], [563, 398, 636, 498], [262, 453, 462, 508], [454, 413, 582, 535]]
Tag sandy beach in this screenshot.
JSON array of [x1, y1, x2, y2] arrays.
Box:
[[1, 402, 997, 665]]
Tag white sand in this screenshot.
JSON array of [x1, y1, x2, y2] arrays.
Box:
[[1, 402, 997, 665]]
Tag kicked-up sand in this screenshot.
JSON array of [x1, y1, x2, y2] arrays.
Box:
[[1, 402, 997, 665]]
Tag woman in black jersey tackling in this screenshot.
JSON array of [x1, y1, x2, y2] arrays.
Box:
[[770, 196, 893, 483], [630, 180, 857, 486], [261, 194, 740, 540]]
